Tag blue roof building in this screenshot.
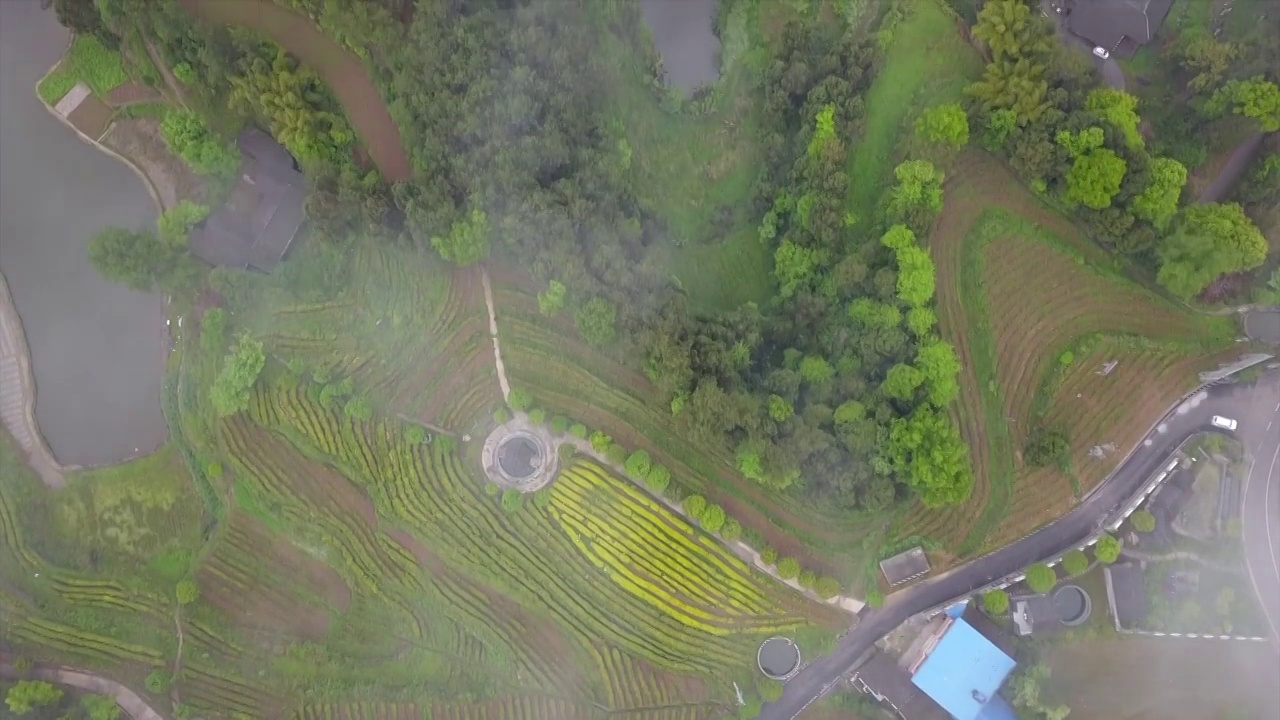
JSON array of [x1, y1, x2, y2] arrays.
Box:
[[908, 604, 1018, 720]]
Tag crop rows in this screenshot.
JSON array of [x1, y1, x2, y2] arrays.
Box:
[[428, 696, 595, 720], [588, 641, 712, 712], [298, 703, 423, 720], [550, 461, 802, 634], [179, 658, 287, 718], [13, 617, 163, 666]]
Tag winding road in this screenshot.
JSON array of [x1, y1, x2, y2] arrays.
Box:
[[760, 373, 1280, 720]]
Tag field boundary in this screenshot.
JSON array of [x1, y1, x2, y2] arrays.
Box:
[[0, 653, 164, 720]]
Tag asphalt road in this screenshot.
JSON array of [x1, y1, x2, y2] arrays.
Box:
[[1238, 373, 1280, 649], [760, 375, 1279, 720]]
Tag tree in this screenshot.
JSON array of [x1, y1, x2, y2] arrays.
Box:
[[773, 239, 826, 299], [881, 225, 936, 307], [625, 450, 652, 478], [575, 298, 617, 346], [1132, 157, 1188, 230], [758, 678, 783, 703], [1131, 509, 1156, 533], [815, 576, 841, 599], [887, 160, 944, 229], [906, 307, 937, 337], [157, 200, 211, 244], [1094, 532, 1122, 563], [1025, 562, 1057, 593], [87, 227, 169, 291], [881, 363, 925, 401], [972, 0, 1052, 62], [684, 494, 707, 520], [431, 207, 490, 265], [982, 588, 1010, 616], [798, 355, 834, 384], [1065, 148, 1127, 209], [1086, 88, 1144, 149], [1062, 549, 1089, 576], [1055, 126, 1105, 158], [1024, 424, 1070, 469], [175, 579, 199, 604], [159, 111, 240, 178], [144, 670, 170, 694], [721, 518, 742, 542], [760, 546, 778, 565], [1178, 35, 1239, 93], [701, 504, 726, 532], [343, 395, 373, 421], [537, 280, 566, 316], [645, 465, 671, 492], [1157, 203, 1268, 298], [1207, 77, 1280, 132], [776, 557, 800, 579], [501, 489, 524, 512], [915, 339, 961, 407], [5, 681, 62, 714], [82, 694, 122, 720], [210, 334, 266, 417], [883, 406, 974, 507], [768, 394, 794, 422], [589, 430, 612, 453], [915, 103, 970, 147], [507, 388, 533, 412], [52, 0, 118, 48]]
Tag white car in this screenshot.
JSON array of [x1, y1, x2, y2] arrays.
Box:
[[1092, 46, 1110, 59], [1211, 415, 1238, 431]]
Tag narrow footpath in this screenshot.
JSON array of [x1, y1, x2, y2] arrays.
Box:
[[0, 273, 65, 488]]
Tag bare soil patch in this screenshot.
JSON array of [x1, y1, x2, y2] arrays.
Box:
[[66, 94, 113, 140], [101, 116, 207, 209]]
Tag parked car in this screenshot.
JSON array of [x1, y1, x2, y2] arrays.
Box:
[[1211, 415, 1238, 431], [1092, 46, 1110, 59]]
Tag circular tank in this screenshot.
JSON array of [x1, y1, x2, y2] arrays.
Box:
[[1053, 584, 1092, 626], [757, 637, 801, 680]]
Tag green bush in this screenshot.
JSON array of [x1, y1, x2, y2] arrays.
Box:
[[798, 569, 817, 589], [645, 464, 672, 492], [720, 518, 742, 542], [701, 504, 726, 532], [206, 460, 223, 479], [5, 681, 62, 714], [144, 670, 171, 694], [81, 693, 122, 720], [776, 557, 800, 580], [493, 408, 509, 424], [160, 111, 239, 178], [684, 494, 707, 519], [528, 407, 546, 424], [569, 423, 588, 438], [866, 588, 885, 607], [550, 415, 569, 433], [175, 579, 199, 605], [405, 425, 427, 445], [982, 588, 1010, 616], [625, 449, 652, 478], [343, 395, 373, 421], [557, 443, 577, 461], [606, 443, 628, 464], [1130, 509, 1156, 533], [815, 576, 841, 599], [532, 488, 553, 510], [589, 430, 612, 453], [508, 388, 533, 411], [758, 678, 783, 702], [1025, 563, 1057, 594], [1062, 549, 1089, 576], [484, 483, 501, 497], [760, 546, 778, 565], [501, 489, 524, 512], [1094, 533, 1122, 563]]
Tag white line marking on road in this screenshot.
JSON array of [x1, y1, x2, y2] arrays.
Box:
[[1242, 441, 1280, 646]]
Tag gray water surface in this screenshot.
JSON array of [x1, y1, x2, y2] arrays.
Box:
[[0, 0, 166, 466], [640, 0, 721, 94]]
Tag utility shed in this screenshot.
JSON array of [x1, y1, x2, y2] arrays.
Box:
[[1066, 0, 1173, 58], [881, 546, 931, 586], [189, 128, 305, 273], [910, 607, 1017, 720]]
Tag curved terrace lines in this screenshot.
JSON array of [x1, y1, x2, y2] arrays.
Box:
[[179, 0, 412, 182]]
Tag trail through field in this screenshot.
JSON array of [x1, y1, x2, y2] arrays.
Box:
[[480, 268, 512, 402], [0, 653, 164, 720], [179, 0, 413, 182]]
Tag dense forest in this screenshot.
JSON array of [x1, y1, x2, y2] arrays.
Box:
[[59, 0, 1278, 517]]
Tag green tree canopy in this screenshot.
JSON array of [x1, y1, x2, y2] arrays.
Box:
[[906, 307, 937, 337], [431, 207, 490, 266], [972, 0, 1052, 62], [683, 494, 707, 519], [1131, 509, 1156, 533], [175, 579, 200, 605], [1065, 148, 1127, 210], [1062, 549, 1089, 576], [915, 102, 970, 147], [1207, 76, 1280, 132], [774, 238, 827, 299], [159, 110, 240, 178], [1156, 203, 1268, 298], [5, 680, 63, 714], [776, 557, 800, 579], [81, 693, 122, 720], [1085, 88, 1144, 149], [210, 334, 266, 417], [157, 200, 211, 245], [915, 339, 961, 407], [884, 406, 974, 507], [887, 160, 945, 228], [625, 450, 652, 478], [1024, 562, 1057, 593], [87, 227, 172, 292], [881, 363, 925, 401], [982, 588, 1010, 615], [1132, 157, 1188, 230], [881, 225, 936, 308], [575, 298, 617, 346], [768, 394, 794, 422], [1094, 532, 1122, 563], [537, 279, 567, 316], [701, 504, 726, 532]]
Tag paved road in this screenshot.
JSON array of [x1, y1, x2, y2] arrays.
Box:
[[1238, 372, 1280, 650], [760, 376, 1279, 720]]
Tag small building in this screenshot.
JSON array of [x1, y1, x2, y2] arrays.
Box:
[[908, 604, 1018, 720], [189, 128, 306, 273], [851, 650, 952, 720], [1103, 561, 1148, 631], [1065, 0, 1174, 58], [881, 546, 931, 586], [1011, 585, 1092, 636]]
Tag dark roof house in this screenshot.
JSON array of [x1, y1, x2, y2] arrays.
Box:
[[189, 128, 306, 273], [1066, 0, 1173, 58], [881, 546, 932, 586], [851, 651, 952, 720]]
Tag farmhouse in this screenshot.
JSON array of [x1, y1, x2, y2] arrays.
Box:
[[189, 128, 306, 272], [1064, 0, 1173, 58]]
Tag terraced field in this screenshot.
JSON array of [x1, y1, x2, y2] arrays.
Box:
[[894, 152, 1236, 559]]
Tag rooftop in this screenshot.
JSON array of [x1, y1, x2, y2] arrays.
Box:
[[911, 615, 1017, 720], [852, 650, 952, 720], [881, 546, 931, 586]]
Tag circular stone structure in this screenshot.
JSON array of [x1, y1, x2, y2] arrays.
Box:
[[481, 418, 558, 492], [1052, 584, 1091, 627], [757, 636, 801, 680]]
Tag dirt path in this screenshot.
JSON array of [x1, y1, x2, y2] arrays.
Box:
[[480, 267, 512, 402], [0, 273, 66, 488], [1198, 131, 1268, 203], [179, 0, 412, 182], [0, 655, 166, 720]]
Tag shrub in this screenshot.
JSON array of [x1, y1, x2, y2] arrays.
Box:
[[484, 482, 501, 496], [508, 388, 533, 411], [557, 443, 577, 461], [815, 576, 841, 599], [175, 579, 199, 605], [982, 588, 1010, 616], [343, 395, 373, 421], [1062, 549, 1089, 576], [760, 546, 778, 565], [1025, 424, 1070, 470], [569, 423, 588, 438], [405, 425, 427, 445], [1131, 509, 1156, 533], [501, 489, 524, 512], [589, 430, 612, 453], [701, 504, 726, 532], [493, 408, 509, 424], [5, 681, 62, 713], [1025, 563, 1057, 594], [550, 415, 569, 433], [866, 588, 885, 607], [81, 694, 122, 720], [720, 518, 742, 542], [159, 111, 239, 178], [605, 444, 627, 464], [206, 461, 223, 479], [1094, 533, 1122, 563], [776, 557, 800, 580], [758, 678, 784, 702], [144, 670, 171, 694], [798, 569, 817, 589], [684, 494, 707, 519], [528, 407, 546, 424], [625, 449, 652, 478], [1059, 350, 1075, 366], [532, 488, 553, 510], [645, 465, 671, 492]]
